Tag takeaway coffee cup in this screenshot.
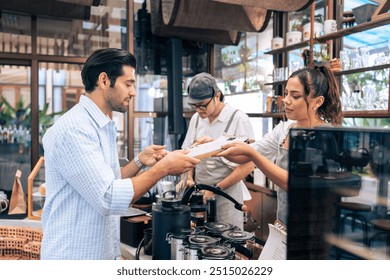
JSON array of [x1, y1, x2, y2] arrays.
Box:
[[324, 19, 337, 34]]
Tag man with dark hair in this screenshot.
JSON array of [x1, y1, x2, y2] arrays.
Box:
[[41, 48, 199, 259]]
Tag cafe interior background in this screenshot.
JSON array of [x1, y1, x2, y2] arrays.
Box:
[[0, 0, 389, 260]]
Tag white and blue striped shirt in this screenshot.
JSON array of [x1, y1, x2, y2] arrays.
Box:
[[41, 95, 133, 259]]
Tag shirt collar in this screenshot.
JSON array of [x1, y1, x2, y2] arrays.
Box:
[[79, 95, 111, 128], [214, 103, 232, 123]]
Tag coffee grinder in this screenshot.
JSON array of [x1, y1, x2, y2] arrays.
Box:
[[152, 174, 191, 260]]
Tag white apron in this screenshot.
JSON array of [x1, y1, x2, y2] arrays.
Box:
[[193, 110, 244, 229]]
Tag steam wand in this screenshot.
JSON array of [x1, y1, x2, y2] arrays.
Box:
[[181, 184, 247, 212]]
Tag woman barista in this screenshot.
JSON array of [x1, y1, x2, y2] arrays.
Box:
[[217, 66, 343, 227]]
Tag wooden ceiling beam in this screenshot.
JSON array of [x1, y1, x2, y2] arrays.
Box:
[[55, 0, 101, 6], [0, 0, 92, 20]]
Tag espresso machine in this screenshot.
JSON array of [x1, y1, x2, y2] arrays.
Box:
[[152, 176, 248, 260], [152, 175, 191, 260]]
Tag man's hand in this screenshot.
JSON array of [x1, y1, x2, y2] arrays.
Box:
[[202, 190, 215, 204], [186, 177, 195, 187], [177, 176, 195, 189], [192, 136, 214, 146], [156, 150, 200, 176], [139, 145, 168, 167]]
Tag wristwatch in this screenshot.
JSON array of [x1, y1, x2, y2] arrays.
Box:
[[134, 155, 145, 169], [214, 184, 222, 191]]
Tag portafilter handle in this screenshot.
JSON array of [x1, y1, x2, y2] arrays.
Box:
[[181, 184, 247, 212]]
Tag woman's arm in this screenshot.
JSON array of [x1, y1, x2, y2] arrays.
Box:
[[218, 141, 288, 191]]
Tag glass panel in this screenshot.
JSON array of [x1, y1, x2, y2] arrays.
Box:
[[0, 11, 31, 54], [37, 62, 128, 159], [37, 0, 127, 56], [37, 63, 82, 158], [340, 1, 390, 72], [0, 65, 31, 200], [340, 0, 390, 113], [224, 92, 268, 114], [288, 127, 390, 259], [340, 69, 389, 111], [246, 117, 273, 141], [341, 25, 390, 71], [344, 118, 390, 128], [133, 116, 172, 156], [134, 74, 168, 113], [287, 0, 326, 68], [343, 0, 382, 28], [213, 20, 274, 99]]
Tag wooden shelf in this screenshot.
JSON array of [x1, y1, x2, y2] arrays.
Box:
[[334, 64, 390, 76], [342, 110, 390, 118], [264, 18, 390, 56], [264, 80, 287, 86], [247, 111, 390, 119], [247, 112, 285, 118], [264, 40, 309, 55], [317, 17, 390, 43]]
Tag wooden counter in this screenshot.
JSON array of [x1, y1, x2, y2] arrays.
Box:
[[244, 182, 277, 242]]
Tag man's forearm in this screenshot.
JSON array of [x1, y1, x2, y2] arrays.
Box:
[[129, 162, 169, 203]]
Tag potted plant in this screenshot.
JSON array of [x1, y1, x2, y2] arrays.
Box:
[[313, 43, 331, 67], [303, 14, 324, 41], [0, 95, 62, 133], [286, 18, 303, 46]]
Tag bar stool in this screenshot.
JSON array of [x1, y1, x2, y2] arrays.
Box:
[[368, 219, 390, 257], [338, 201, 372, 245]]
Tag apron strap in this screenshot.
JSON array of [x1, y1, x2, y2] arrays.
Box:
[[224, 110, 239, 134], [193, 109, 238, 142], [193, 114, 200, 143]]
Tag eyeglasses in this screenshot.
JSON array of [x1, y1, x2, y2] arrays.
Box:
[[188, 97, 214, 111]]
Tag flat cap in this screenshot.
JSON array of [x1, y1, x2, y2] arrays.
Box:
[[187, 72, 221, 103]]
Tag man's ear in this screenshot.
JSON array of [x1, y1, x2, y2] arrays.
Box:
[[98, 72, 109, 87], [215, 91, 221, 101]]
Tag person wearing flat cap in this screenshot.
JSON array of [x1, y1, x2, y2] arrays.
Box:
[[182, 72, 254, 229]]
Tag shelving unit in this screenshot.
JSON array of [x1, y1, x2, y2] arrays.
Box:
[[343, 110, 390, 118], [265, 0, 390, 120], [213, 1, 389, 123], [316, 16, 390, 43], [265, 40, 309, 55], [333, 63, 390, 76], [264, 80, 287, 87], [247, 112, 285, 118]]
